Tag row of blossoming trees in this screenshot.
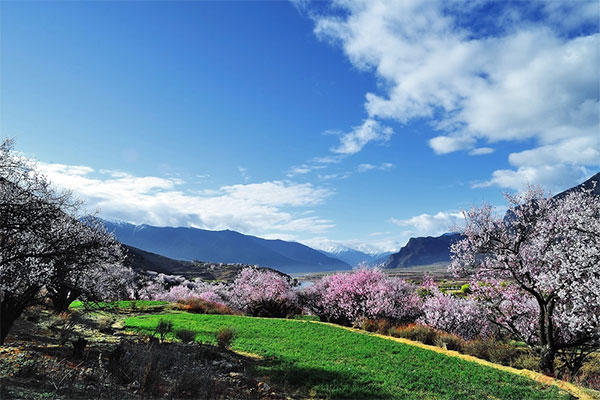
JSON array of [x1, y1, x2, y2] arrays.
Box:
[[2, 138, 598, 378], [0, 139, 134, 344], [136, 183, 599, 377]]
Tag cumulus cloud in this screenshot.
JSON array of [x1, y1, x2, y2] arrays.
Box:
[[331, 119, 393, 155], [390, 211, 465, 237], [309, 0, 599, 190], [473, 165, 591, 192], [37, 162, 335, 235]]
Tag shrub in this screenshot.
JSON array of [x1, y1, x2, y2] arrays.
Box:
[[154, 319, 173, 343], [390, 324, 438, 345], [511, 353, 541, 371], [434, 332, 465, 351], [175, 329, 197, 344], [356, 318, 377, 332], [177, 298, 234, 315], [216, 327, 236, 348], [463, 338, 520, 364], [572, 353, 600, 390], [375, 319, 392, 334], [52, 312, 77, 346], [487, 341, 521, 364]]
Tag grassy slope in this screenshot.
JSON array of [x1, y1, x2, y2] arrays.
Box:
[[125, 313, 571, 400]]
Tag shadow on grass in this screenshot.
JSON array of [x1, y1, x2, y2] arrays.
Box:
[[257, 358, 393, 399]]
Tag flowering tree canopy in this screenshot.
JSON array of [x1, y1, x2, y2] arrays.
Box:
[[301, 268, 421, 326], [451, 185, 600, 374], [0, 140, 132, 343], [227, 267, 299, 317]]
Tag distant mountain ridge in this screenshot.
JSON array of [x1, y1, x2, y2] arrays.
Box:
[[384, 233, 463, 268], [103, 220, 351, 274], [123, 245, 289, 282], [555, 172, 600, 198], [319, 246, 393, 267], [384, 173, 600, 269]]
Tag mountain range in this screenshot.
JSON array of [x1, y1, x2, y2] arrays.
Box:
[[106, 173, 598, 274], [103, 220, 351, 274], [123, 245, 289, 282], [383, 172, 599, 269], [318, 246, 392, 267], [384, 233, 462, 269]]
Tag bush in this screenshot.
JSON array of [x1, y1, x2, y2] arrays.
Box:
[[572, 353, 600, 390], [175, 329, 197, 344], [511, 353, 541, 371], [52, 312, 77, 346], [356, 318, 377, 332], [434, 332, 465, 351], [389, 324, 438, 345], [463, 338, 520, 364], [177, 298, 234, 315], [216, 327, 236, 348], [154, 319, 173, 343]]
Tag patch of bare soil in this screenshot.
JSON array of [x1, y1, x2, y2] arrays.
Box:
[[0, 307, 286, 400]]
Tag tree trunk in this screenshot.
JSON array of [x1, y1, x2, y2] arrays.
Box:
[[1, 285, 41, 344], [1, 301, 25, 345], [538, 299, 556, 375], [540, 344, 555, 375], [48, 287, 80, 312]]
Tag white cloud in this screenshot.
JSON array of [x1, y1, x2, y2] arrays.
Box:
[[309, 0, 599, 189], [37, 162, 335, 235], [357, 162, 394, 172], [357, 163, 375, 172], [238, 167, 250, 182], [473, 165, 591, 192], [286, 163, 326, 177], [331, 118, 394, 155], [390, 211, 465, 237], [469, 147, 495, 156]]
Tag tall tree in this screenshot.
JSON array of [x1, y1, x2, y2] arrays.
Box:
[[451, 185, 600, 374]]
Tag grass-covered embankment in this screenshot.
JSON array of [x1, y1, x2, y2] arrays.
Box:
[[125, 313, 572, 399]]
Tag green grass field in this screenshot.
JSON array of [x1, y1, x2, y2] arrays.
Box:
[[125, 313, 570, 399]]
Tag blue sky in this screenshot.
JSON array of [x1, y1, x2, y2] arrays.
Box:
[[1, 0, 598, 253]]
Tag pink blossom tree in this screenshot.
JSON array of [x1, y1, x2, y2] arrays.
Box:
[[418, 284, 493, 340], [301, 268, 421, 326], [227, 267, 299, 317], [451, 185, 600, 374]]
